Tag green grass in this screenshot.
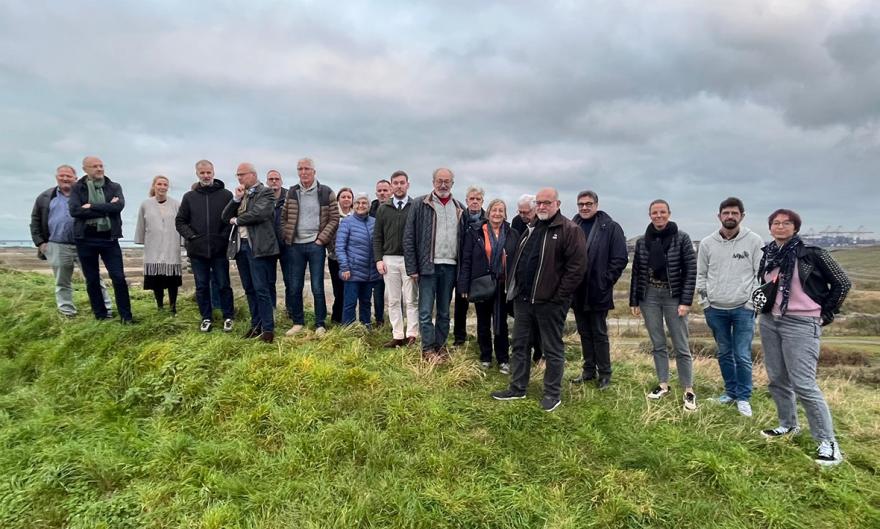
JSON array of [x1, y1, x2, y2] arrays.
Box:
[[1, 269, 880, 528]]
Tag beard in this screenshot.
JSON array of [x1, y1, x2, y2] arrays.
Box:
[[537, 212, 550, 221], [435, 190, 450, 198], [722, 219, 739, 229]]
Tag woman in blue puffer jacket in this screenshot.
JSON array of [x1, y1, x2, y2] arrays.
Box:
[[336, 193, 382, 326]]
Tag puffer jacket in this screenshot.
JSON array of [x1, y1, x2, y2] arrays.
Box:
[[280, 182, 339, 246], [221, 183, 279, 258], [336, 213, 381, 282], [403, 193, 465, 276], [572, 211, 629, 311], [68, 175, 125, 240], [175, 179, 233, 259], [757, 244, 851, 325], [506, 211, 587, 305], [629, 226, 697, 306]]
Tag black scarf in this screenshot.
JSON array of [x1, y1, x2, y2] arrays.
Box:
[[486, 221, 507, 277], [644, 221, 678, 281], [762, 235, 803, 315]]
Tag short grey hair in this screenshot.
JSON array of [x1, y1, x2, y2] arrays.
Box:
[[297, 157, 315, 169], [517, 194, 535, 208], [577, 190, 598, 202], [465, 185, 484, 198], [56, 164, 76, 175], [432, 167, 454, 181], [195, 159, 214, 170]]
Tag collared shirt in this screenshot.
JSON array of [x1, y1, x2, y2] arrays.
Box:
[[48, 190, 75, 243]]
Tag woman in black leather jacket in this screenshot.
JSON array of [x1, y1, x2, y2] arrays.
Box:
[[756, 208, 851, 467]]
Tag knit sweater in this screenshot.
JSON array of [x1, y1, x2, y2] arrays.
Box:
[[135, 197, 182, 276]]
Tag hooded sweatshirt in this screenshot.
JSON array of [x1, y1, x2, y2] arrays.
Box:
[[696, 226, 764, 309]]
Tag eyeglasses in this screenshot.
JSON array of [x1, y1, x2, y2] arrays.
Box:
[[297, 167, 314, 172], [771, 221, 794, 227], [235, 171, 255, 177], [535, 200, 554, 207], [577, 201, 595, 208]]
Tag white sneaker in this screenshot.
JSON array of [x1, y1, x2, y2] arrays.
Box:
[[285, 324, 304, 336], [315, 326, 327, 337], [480, 362, 491, 369], [647, 386, 670, 400], [714, 394, 734, 405], [499, 363, 510, 375], [683, 391, 698, 411], [815, 441, 843, 467], [223, 319, 234, 332], [736, 400, 753, 417], [200, 319, 212, 332]]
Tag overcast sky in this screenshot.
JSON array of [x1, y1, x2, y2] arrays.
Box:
[[2, 0, 878, 243]]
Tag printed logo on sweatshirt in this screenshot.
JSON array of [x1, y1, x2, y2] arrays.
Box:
[[732, 251, 750, 260]]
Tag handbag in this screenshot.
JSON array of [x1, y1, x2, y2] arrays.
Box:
[[750, 275, 779, 314], [226, 228, 240, 260], [469, 274, 497, 303]]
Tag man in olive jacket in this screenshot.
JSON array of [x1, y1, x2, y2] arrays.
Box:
[[175, 159, 235, 333], [491, 187, 587, 412], [222, 162, 279, 343]]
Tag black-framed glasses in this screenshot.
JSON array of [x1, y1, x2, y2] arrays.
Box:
[[577, 202, 595, 208]]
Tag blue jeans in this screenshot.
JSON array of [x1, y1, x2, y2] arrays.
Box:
[[267, 243, 294, 320], [235, 240, 275, 332], [417, 264, 456, 351], [343, 280, 376, 326], [705, 306, 755, 400], [288, 242, 327, 327], [76, 237, 132, 321], [191, 255, 235, 321]]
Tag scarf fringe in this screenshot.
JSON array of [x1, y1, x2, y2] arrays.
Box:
[[144, 263, 182, 277]]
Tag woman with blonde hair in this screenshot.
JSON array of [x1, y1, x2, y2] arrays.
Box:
[[135, 175, 182, 312]]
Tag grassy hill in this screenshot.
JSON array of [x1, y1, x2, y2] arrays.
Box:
[[0, 268, 879, 528]]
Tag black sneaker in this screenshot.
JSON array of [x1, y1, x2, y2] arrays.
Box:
[[647, 386, 669, 400], [200, 319, 213, 333], [760, 425, 801, 438], [815, 441, 843, 467], [540, 397, 561, 412], [569, 373, 595, 384], [491, 389, 526, 401], [597, 377, 611, 390]]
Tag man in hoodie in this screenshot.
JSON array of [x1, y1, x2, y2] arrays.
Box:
[[68, 156, 133, 323], [176, 160, 236, 333], [491, 187, 587, 412], [696, 197, 763, 417], [570, 190, 628, 390], [222, 162, 279, 343]]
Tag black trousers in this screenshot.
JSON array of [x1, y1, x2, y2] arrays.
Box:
[[509, 300, 568, 400], [453, 289, 470, 342], [573, 308, 611, 378], [328, 258, 344, 324], [475, 297, 509, 364]]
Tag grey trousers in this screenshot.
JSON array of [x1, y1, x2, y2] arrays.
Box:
[[640, 285, 693, 388], [45, 242, 112, 316], [759, 314, 836, 442]]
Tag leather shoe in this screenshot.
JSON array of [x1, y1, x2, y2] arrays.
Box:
[[383, 338, 405, 348], [405, 336, 418, 346], [259, 331, 275, 343], [243, 326, 262, 339], [597, 377, 611, 390], [570, 373, 596, 384]]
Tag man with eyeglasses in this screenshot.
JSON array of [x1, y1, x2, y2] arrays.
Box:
[[403, 167, 465, 362], [491, 187, 586, 412], [222, 163, 279, 343], [569, 190, 628, 389], [696, 197, 763, 417], [280, 158, 340, 336]]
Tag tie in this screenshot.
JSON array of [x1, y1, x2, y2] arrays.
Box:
[[397, 201, 403, 210]]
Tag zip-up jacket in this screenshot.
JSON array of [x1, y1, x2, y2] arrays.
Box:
[[175, 179, 233, 259], [68, 175, 125, 240], [696, 226, 763, 309], [30, 187, 61, 255], [757, 244, 851, 324], [402, 193, 465, 276], [336, 213, 381, 283], [506, 211, 587, 305], [629, 228, 697, 307], [457, 221, 519, 294], [373, 197, 412, 260], [572, 211, 628, 311], [221, 183, 279, 258], [280, 182, 339, 247]]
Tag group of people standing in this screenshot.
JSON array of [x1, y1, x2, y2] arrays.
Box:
[[30, 157, 851, 467]]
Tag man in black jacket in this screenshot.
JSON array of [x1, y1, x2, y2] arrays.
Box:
[[223, 163, 279, 343], [68, 156, 133, 323], [491, 187, 587, 412], [175, 159, 235, 333], [569, 191, 628, 389], [369, 178, 392, 326]]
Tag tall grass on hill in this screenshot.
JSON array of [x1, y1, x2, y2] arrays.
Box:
[[0, 269, 879, 528]]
